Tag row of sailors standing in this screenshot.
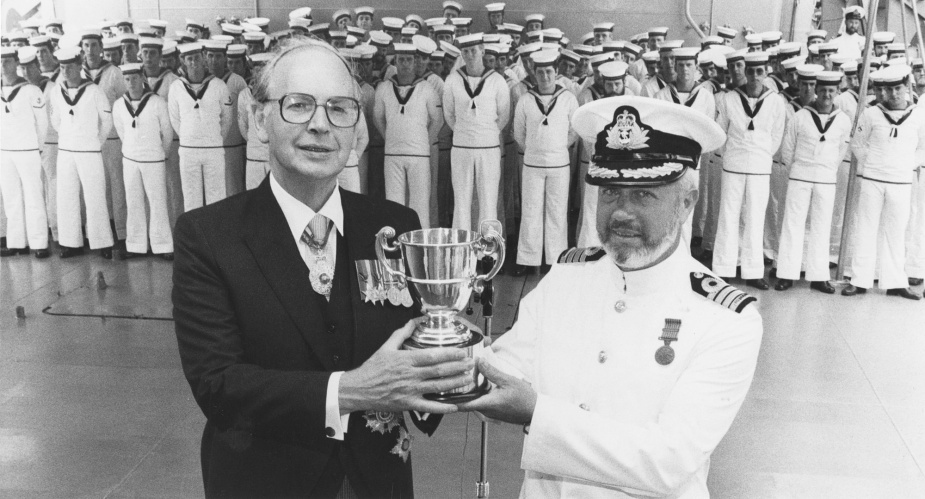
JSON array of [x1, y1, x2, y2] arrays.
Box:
[[3, 5, 925, 298], [0, 31, 274, 260]]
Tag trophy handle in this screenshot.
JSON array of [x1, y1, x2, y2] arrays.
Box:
[[474, 223, 505, 286], [375, 226, 407, 279]]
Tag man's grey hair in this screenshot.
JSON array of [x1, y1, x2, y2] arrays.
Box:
[[250, 35, 358, 104]]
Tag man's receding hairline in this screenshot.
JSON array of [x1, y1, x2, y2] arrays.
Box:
[[268, 44, 354, 95]]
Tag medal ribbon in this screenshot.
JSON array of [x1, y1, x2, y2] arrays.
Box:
[[655, 318, 682, 366], [528, 85, 564, 125], [457, 68, 495, 110], [1, 80, 27, 113], [180, 75, 213, 110], [60, 80, 93, 116], [877, 103, 916, 138], [735, 88, 769, 131], [301, 215, 336, 299], [807, 107, 839, 142], [122, 92, 155, 128]]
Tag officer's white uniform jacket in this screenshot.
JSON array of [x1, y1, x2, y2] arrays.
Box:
[[373, 76, 442, 156], [1, 79, 48, 151], [653, 82, 717, 119], [443, 67, 511, 147], [236, 86, 268, 162], [50, 80, 112, 151], [781, 106, 852, 184], [487, 245, 763, 498], [112, 92, 173, 162], [512, 85, 578, 166], [832, 33, 864, 59], [167, 75, 232, 147], [851, 103, 925, 183], [716, 88, 786, 174]]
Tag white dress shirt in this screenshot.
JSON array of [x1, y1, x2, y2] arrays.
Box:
[[269, 174, 351, 440]]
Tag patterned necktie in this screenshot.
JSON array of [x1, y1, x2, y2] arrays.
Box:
[[301, 214, 335, 298]]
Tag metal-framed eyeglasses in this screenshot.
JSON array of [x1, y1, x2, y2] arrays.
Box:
[[267, 93, 361, 128]]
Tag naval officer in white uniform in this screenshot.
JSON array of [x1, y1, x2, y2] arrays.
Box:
[[459, 96, 763, 498]]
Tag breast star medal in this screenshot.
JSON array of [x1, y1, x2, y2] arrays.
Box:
[[655, 318, 682, 366], [363, 410, 401, 435], [390, 426, 413, 462]]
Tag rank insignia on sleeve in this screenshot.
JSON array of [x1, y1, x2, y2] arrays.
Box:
[[689, 272, 756, 313], [557, 246, 606, 264]]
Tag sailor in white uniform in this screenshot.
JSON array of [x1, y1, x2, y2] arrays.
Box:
[[81, 29, 128, 245], [17, 45, 59, 244], [843, 65, 925, 299], [774, 71, 852, 293], [373, 43, 442, 227], [443, 33, 511, 230], [511, 49, 579, 275], [238, 53, 272, 190], [654, 47, 717, 242], [1, 47, 49, 258], [204, 40, 248, 196], [167, 42, 232, 212], [50, 47, 115, 259], [714, 51, 786, 289], [576, 57, 623, 248], [112, 63, 174, 259], [458, 96, 762, 499]]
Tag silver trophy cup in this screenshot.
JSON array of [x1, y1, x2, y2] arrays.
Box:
[[375, 221, 505, 402]]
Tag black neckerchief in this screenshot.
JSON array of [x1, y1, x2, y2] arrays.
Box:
[[179, 75, 214, 109], [457, 67, 496, 110], [527, 85, 566, 125], [421, 70, 436, 82], [577, 75, 588, 86], [121, 91, 155, 128], [655, 75, 666, 90], [877, 103, 917, 138], [60, 79, 94, 115], [39, 78, 51, 93], [784, 86, 800, 99], [843, 88, 859, 104], [48, 68, 60, 82], [390, 76, 423, 114], [144, 68, 172, 95], [735, 87, 774, 130], [82, 61, 112, 84], [1, 78, 28, 113], [806, 105, 841, 142], [669, 82, 703, 107]]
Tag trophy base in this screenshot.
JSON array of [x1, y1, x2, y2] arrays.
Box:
[[423, 378, 491, 403], [403, 330, 489, 402]]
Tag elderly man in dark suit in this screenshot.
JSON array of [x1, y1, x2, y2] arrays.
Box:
[[172, 37, 472, 498]]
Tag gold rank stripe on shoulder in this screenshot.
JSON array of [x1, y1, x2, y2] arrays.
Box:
[[557, 246, 606, 264], [689, 272, 756, 313]]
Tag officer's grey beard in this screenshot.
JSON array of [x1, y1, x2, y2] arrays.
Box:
[[598, 208, 683, 271]]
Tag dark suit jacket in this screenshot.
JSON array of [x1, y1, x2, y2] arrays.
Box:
[[172, 178, 422, 498]]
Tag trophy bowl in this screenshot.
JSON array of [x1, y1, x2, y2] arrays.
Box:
[[376, 222, 505, 402]]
